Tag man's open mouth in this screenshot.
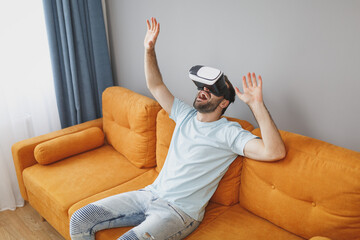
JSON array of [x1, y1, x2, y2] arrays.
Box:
[[197, 91, 211, 101]]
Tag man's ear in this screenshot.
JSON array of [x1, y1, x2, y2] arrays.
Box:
[[220, 99, 230, 109]]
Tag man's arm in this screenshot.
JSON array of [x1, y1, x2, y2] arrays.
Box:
[[144, 17, 174, 114], [236, 73, 286, 161]]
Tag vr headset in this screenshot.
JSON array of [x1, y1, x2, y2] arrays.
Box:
[[189, 65, 230, 100]]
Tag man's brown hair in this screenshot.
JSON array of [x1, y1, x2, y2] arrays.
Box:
[[221, 75, 235, 115]]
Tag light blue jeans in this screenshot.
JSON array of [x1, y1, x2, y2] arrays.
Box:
[[70, 189, 200, 240]]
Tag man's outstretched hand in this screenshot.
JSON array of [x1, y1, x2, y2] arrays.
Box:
[[235, 72, 264, 107], [144, 17, 160, 51], [236, 73, 286, 161]]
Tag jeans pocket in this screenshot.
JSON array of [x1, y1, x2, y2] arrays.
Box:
[[167, 203, 187, 225]]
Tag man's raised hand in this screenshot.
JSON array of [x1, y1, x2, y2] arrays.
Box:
[[235, 72, 264, 107], [144, 17, 160, 51]]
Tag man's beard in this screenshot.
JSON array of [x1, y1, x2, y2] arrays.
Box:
[[193, 96, 223, 113]]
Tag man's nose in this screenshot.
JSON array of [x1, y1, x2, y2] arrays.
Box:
[[203, 87, 210, 92]]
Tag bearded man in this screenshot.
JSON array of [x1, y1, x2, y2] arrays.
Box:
[[69, 17, 285, 240]]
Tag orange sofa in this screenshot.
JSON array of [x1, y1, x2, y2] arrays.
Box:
[[12, 87, 360, 240]]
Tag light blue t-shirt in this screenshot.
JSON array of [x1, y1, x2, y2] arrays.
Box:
[[147, 98, 258, 221]]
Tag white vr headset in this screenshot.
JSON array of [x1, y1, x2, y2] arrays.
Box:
[[189, 65, 230, 100]]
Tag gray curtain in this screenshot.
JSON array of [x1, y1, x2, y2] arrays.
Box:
[[43, 0, 114, 128]]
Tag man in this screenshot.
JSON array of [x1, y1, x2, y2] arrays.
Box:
[[70, 17, 285, 240]]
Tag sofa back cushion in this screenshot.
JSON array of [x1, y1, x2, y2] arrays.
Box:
[[240, 129, 360, 240], [102, 87, 161, 168], [155, 109, 176, 173], [156, 109, 254, 205]]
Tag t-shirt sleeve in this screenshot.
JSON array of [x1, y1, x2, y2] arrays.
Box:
[[226, 123, 259, 156], [170, 98, 194, 123]]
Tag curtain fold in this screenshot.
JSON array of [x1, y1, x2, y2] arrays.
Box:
[[43, 0, 114, 128], [0, 0, 61, 211], [0, 98, 24, 211]]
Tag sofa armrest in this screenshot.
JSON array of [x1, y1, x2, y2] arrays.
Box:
[[11, 118, 103, 200]]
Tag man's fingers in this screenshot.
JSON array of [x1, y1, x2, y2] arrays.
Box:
[[147, 17, 160, 34], [235, 87, 243, 99], [252, 72, 258, 87], [147, 18, 154, 31], [155, 22, 160, 35], [243, 76, 249, 89], [153, 18, 157, 31], [258, 75, 262, 88], [247, 73, 253, 87]]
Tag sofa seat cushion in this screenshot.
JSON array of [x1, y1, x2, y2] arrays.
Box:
[[68, 169, 159, 217], [93, 202, 230, 240], [23, 145, 150, 217], [56, 169, 159, 239], [187, 204, 305, 240]]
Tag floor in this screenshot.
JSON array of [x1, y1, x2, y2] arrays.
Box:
[[0, 202, 65, 240]]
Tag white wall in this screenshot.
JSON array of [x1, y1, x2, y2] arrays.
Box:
[[105, 0, 360, 152]]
